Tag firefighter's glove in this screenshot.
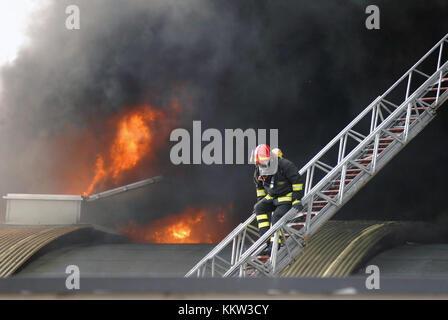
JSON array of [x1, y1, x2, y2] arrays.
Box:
[[292, 200, 303, 211]]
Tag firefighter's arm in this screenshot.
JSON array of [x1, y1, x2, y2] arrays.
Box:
[[284, 160, 303, 205], [254, 168, 266, 201]]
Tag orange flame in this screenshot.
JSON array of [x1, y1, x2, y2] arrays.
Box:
[[119, 205, 232, 243], [84, 156, 106, 196], [82, 105, 170, 196], [110, 109, 154, 178]]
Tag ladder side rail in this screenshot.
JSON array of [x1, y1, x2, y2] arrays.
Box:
[[274, 106, 440, 275], [306, 137, 406, 236], [300, 60, 448, 207], [223, 207, 304, 277], [299, 96, 382, 176], [381, 34, 447, 98], [185, 213, 256, 277], [302, 67, 448, 238], [303, 106, 437, 238], [299, 34, 448, 178], [274, 70, 447, 273], [302, 91, 400, 194], [300, 35, 448, 187]]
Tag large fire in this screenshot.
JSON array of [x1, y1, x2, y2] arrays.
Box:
[[52, 101, 180, 196], [82, 106, 168, 195], [119, 205, 232, 243], [55, 101, 232, 245]]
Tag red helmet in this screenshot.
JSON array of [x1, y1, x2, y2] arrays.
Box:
[[253, 144, 271, 168]]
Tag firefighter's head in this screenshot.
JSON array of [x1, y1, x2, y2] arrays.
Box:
[[252, 144, 279, 176], [253, 144, 271, 168]]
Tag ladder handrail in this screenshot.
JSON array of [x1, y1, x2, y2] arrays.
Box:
[[184, 213, 256, 277], [222, 207, 302, 277], [299, 96, 381, 175], [382, 33, 448, 97], [301, 59, 448, 205], [300, 33, 448, 176]]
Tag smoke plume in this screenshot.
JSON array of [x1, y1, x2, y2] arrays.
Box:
[[0, 0, 447, 231]]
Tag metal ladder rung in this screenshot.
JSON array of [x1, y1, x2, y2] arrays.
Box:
[[312, 205, 328, 209], [355, 158, 372, 163], [345, 173, 360, 178], [313, 202, 328, 207], [333, 178, 353, 184], [347, 168, 362, 173], [302, 211, 319, 215], [289, 222, 306, 229], [388, 127, 404, 133], [289, 218, 318, 228], [332, 183, 350, 188], [420, 97, 437, 101], [322, 189, 339, 194], [378, 143, 393, 147]]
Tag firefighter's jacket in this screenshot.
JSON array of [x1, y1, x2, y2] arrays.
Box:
[[254, 158, 303, 205]]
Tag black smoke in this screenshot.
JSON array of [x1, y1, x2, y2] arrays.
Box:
[[0, 0, 447, 229]]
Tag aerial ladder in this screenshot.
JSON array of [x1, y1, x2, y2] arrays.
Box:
[[185, 34, 448, 278]]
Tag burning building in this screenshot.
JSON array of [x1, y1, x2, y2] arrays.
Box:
[[1, 1, 448, 300]]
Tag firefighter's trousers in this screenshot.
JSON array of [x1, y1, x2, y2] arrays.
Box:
[[254, 193, 292, 244]]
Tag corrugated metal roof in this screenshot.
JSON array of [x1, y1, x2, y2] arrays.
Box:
[[16, 243, 215, 278], [2, 220, 443, 279], [0, 225, 85, 277], [280, 220, 402, 278], [357, 243, 448, 277]]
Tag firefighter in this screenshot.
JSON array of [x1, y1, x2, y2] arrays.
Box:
[[252, 144, 303, 256]]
